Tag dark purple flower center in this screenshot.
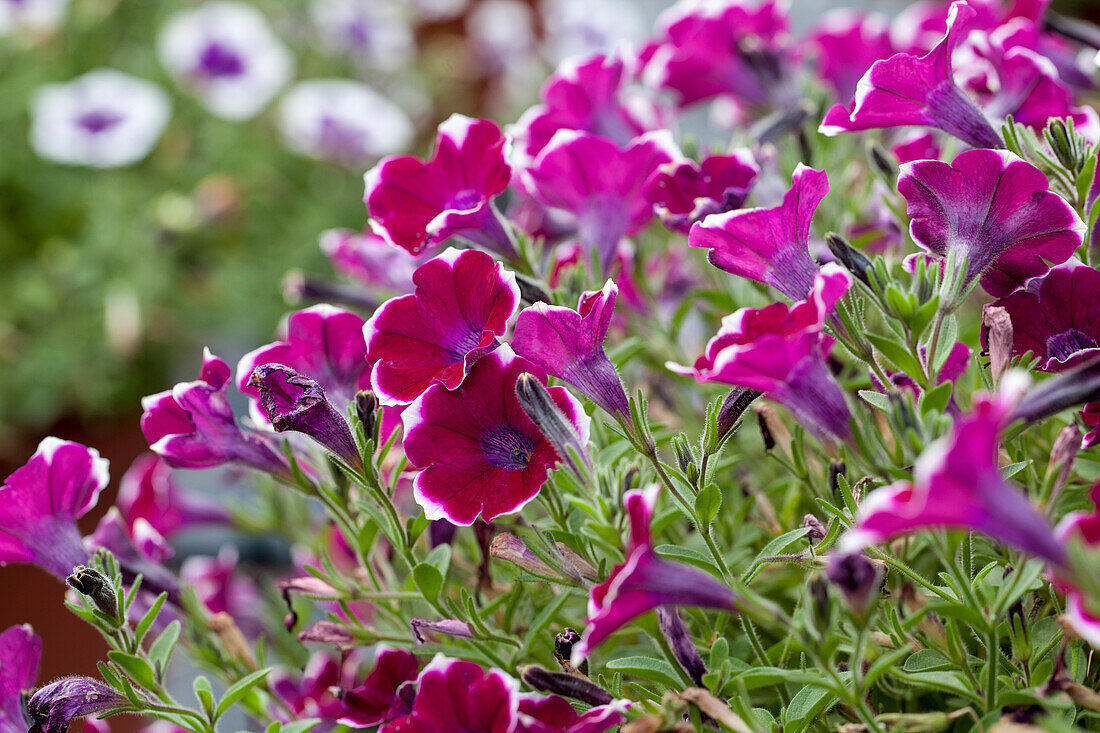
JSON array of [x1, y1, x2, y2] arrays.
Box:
[[447, 188, 482, 212], [1047, 329, 1098, 362], [480, 424, 535, 468], [75, 110, 123, 134], [196, 42, 246, 78]]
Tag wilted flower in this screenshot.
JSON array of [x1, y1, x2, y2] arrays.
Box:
[[158, 1, 293, 121], [512, 279, 628, 420], [365, 248, 520, 405], [841, 373, 1066, 566], [117, 453, 229, 539], [364, 115, 515, 258], [338, 647, 419, 728], [382, 656, 519, 733], [309, 0, 413, 70], [985, 262, 1100, 373], [141, 349, 290, 478], [30, 69, 170, 168], [573, 485, 742, 663], [0, 437, 106, 579], [26, 678, 127, 733], [820, 2, 1003, 149], [669, 265, 854, 443], [409, 618, 474, 644], [523, 130, 678, 267], [402, 347, 589, 526], [0, 624, 41, 733], [690, 164, 827, 300], [898, 148, 1083, 302]]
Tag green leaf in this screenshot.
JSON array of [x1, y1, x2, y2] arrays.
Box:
[[867, 333, 924, 379], [909, 296, 940, 340], [931, 315, 958, 374], [695, 484, 723, 528], [785, 685, 837, 730], [743, 527, 810, 581], [147, 620, 181, 672], [424, 543, 452, 579], [903, 649, 953, 672], [1001, 460, 1030, 480], [265, 722, 283, 733], [106, 651, 157, 690], [858, 389, 891, 412], [214, 668, 271, 721], [708, 638, 729, 669], [731, 666, 788, 690], [654, 545, 722, 576], [864, 645, 913, 688], [413, 563, 444, 602], [193, 676, 216, 718], [134, 592, 167, 646], [281, 721, 321, 733], [605, 656, 683, 689], [919, 381, 953, 417]]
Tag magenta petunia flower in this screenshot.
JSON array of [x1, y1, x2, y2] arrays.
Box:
[[891, 132, 941, 164], [572, 485, 741, 663], [668, 265, 853, 443], [86, 508, 179, 602], [511, 279, 628, 420], [809, 10, 895, 103], [523, 129, 679, 267], [142, 349, 290, 478], [339, 647, 419, 728], [517, 694, 626, 733], [381, 655, 519, 733], [181, 548, 263, 636], [511, 53, 664, 160], [320, 228, 422, 296], [364, 114, 515, 258], [644, 151, 758, 235], [689, 163, 827, 300], [1082, 402, 1100, 451], [1, 624, 41, 733], [271, 652, 353, 723], [365, 248, 520, 406], [840, 374, 1066, 566], [1054, 483, 1100, 648], [0, 438, 106, 579], [645, 0, 796, 110], [984, 262, 1100, 373], [897, 148, 1084, 300], [819, 2, 1003, 149], [117, 453, 229, 539], [402, 346, 589, 526], [238, 304, 371, 421]]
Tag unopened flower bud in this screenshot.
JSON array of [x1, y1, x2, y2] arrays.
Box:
[[982, 304, 1014, 383], [1010, 360, 1100, 425], [868, 144, 897, 180], [715, 388, 761, 443], [521, 666, 613, 706], [410, 618, 473, 644], [355, 390, 378, 440], [671, 434, 696, 477], [66, 566, 118, 620], [515, 272, 553, 306], [656, 607, 707, 687], [515, 373, 592, 476], [825, 233, 875, 289], [281, 270, 378, 310], [802, 514, 826, 544], [826, 553, 886, 618], [489, 533, 579, 582], [27, 678, 128, 733]]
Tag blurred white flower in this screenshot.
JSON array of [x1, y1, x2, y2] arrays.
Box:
[[0, 0, 69, 35], [310, 0, 414, 70], [541, 0, 646, 63], [158, 1, 293, 121], [30, 69, 171, 168], [466, 0, 535, 72], [278, 79, 414, 167]]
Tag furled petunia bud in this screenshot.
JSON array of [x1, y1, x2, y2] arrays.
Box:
[[249, 364, 362, 470], [354, 390, 378, 441], [521, 666, 613, 706], [825, 232, 875, 289], [514, 373, 592, 478], [66, 566, 118, 620], [656, 607, 707, 687], [826, 553, 885, 618], [715, 388, 762, 444], [1009, 360, 1100, 426], [27, 678, 128, 733]]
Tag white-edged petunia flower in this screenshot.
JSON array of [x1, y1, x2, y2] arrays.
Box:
[[278, 79, 414, 167], [157, 1, 293, 121], [29, 69, 171, 168]]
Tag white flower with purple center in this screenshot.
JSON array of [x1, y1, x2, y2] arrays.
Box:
[[29, 69, 170, 168], [158, 1, 293, 121], [0, 0, 68, 35], [278, 79, 413, 167], [541, 0, 645, 63], [309, 0, 413, 70]]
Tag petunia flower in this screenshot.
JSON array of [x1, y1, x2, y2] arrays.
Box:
[[364, 114, 515, 258], [523, 130, 679, 267], [0, 0, 69, 35], [402, 346, 589, 526], [320, 228, 422, 295], [85, 509, 179, 602], [517, 694, 626, 733], [278, 79, 413, 168], [983, 262, 1100, 373], [809, 10, 896, 104], [1082, 402, 1100, 451], [891, 132, 942, 164], [668, 265, 853, 443], [309, 0, 414, 71], [1054, 483, 1100, 648], [248, 364, 362, 469], [29, 69, 170, 168], [644, 151, 759, 235], [897, 148, 1083, 302], [540, 0, 646, 64], [271, 652, 353, 723], [157, 1, 293, 121], [689, 164, 827, 300], [0, 438, 106, 579], [510, 53, 664, 160], [644, 0, 797, 111], [181, 548, 263, 637], [117, 453, 229, 539], [511, 279, 628, 420], [839, 372, 1066, 566], [0, 624, 41, 733], [572, 485, 742, 663], [238, 305, 371, 422], [365, 248, 520, 405], [465, 0, 537, 74], [381, 655, 519, 733], [339, 647, 419, 728], [26, 678, 127, 733], [819, 1, 1003, 149]]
